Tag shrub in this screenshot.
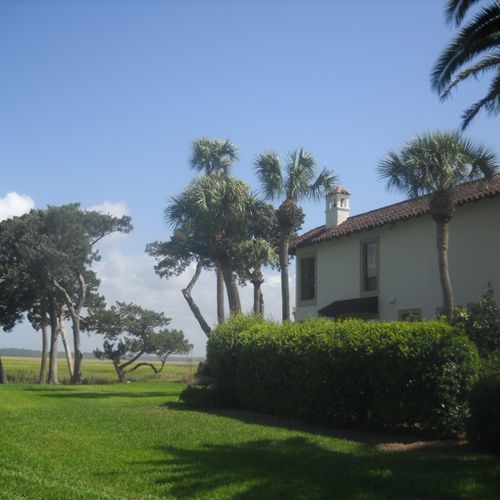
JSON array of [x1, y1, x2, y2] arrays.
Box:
[[454, 284, 500, 356], [206, 315, 479, 437], [468, 374, 500, 452]]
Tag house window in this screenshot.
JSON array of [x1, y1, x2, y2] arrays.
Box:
[[300, 256, 316, 302], [361, 240, 378, 293], [399, 309, 422, 322]]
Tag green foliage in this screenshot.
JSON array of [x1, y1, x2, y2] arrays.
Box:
[[468, 373, 500, 452], [455, 284, 500, 356], [378, 132, 498, 201], [206, 316, 479, 436], [91, 302, 191, 381]]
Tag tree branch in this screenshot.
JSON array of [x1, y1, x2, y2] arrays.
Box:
[[127, 361, 165, 374], [120, 351, 144, 370], [182, 261, 211, 336]]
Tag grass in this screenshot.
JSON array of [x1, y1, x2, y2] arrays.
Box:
[[1, 359, 499, 499], [2, 356, 196, 384]]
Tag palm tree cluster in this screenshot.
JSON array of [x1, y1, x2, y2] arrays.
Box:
[[148, 138, 336, 330]]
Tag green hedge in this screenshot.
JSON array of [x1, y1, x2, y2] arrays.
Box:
[[468, 374, 500, 452], [206, 315, 479, 436]]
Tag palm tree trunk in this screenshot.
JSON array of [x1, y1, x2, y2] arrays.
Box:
[[253, 283, 261, 314], [436, 220, 454, 322], [182, 261, 211, 336], [48, 295, 59, 384], [0, 356, 7, 384], [279, 236, 290, 321], [251, 268, 264, 315], [219, 259, 242, 314], [39, 312, 48, 384], [216, 266, 225, 323]]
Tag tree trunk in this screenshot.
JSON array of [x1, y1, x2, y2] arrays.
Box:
[[71, 316, 83, 385], [219, 259, 242, 314], [182, 261, 211, 336], [113, 361, 126, 383], [0, 356, 7, 384], [39, 309, 48, 384], [251, 268, 264, 315], [58, 306, 74, 380], [53, 275, 85, 385], [48, 295, 59, 384], [253, 283, 261, 314], [279, 236, 290, 321], [436, 220, 454, 322], [216, 266, 225, 323]]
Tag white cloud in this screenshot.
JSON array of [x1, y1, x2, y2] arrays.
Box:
[[86, 201, 129, 218], [0, 192, 35, 221]]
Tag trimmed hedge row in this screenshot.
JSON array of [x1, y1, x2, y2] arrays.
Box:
[[468, 373, 500, 452], [206, 315, 479, 436]]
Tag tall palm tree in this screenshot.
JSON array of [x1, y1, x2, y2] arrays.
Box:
[[432, 0, 500, 129], [378, 131, 498, 321], [255, 148, 337, 321], [190, 138, 239, 323]]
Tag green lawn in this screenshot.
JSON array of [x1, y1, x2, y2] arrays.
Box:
[[0, 367, 499, 498]]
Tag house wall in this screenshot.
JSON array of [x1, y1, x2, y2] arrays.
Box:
[[295, 196, 500, 321]]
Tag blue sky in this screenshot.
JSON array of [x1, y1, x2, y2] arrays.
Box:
[[0, 0, 498, 356]]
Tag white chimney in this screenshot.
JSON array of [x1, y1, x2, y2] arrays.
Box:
[[325, 187, 351, 229]]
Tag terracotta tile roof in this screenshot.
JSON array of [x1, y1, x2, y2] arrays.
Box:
[[292, 175, 500, 252]]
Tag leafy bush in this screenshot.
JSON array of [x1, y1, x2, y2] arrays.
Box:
[[205, 315, 479, 436], [454, 284, 500, 356], [468, 374, 500, 452]]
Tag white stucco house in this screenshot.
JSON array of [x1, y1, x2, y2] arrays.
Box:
[[292, 176, 500, 322]]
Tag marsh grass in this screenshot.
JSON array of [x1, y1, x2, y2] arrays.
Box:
[[2, 356, 196, 384]]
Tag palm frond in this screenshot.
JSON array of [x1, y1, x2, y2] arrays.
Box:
[[254, 150, 284, 200], [190, 138, 239, 176], [431, 4, 500, 95], [309, 167, 338, 201], [284, 149, 316, 201], [461, 70, 500, 128], [445, 0, 485, 26], [441, 52, 500, 100], [379, 131, 498, 198]]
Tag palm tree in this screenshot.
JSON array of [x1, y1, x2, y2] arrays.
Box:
[[431, 0, 500, 129], [254, 149, 337, 321], [190, 138, 239, 176], [378, 131, 498, 321], [190, 138, 239, 323], [167, 175, 255, 314], [234, 238, 276, 315]]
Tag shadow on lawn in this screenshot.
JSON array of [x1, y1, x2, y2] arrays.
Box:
[[162, 401, 464, 450], [26, 387, 178, 400], [133, 437, 500, 499]]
